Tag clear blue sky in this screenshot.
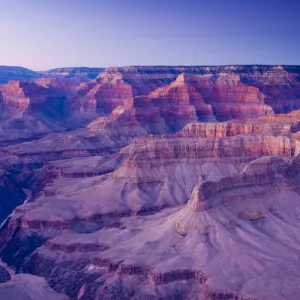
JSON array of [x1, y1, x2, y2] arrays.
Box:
[[0, 0, 299, 70]]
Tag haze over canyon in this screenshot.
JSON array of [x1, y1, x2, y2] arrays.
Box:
[[0, 64, 300, 299]]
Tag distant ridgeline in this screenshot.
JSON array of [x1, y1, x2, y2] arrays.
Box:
[[0, 66, 105, 83]]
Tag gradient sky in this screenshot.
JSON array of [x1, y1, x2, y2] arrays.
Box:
[[0, 0, 299, 70]]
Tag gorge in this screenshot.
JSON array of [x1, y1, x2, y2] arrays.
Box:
[[0, 65, 300, 299]]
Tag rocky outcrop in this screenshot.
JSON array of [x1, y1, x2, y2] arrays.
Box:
[[78, 72, 134, 116], [0, 274, 69, 299], [9, 153, 300, 299], [1, 65, 300, 144], [3, 122, 298, 248], [125, 135, 299, 170], [88, 95, 168, 135], [178, 73, 273, 121], [149, 74, 215, 130], [252, 66, 300, 113], [0, 80, 69, 116], [0, 80, 74, 143], [191, 156, 289, 206], [0, 81, 32, 115], [97, 66, 300, 120], [1, 65, 300, 300], [176, 118, 299, 138], [99, 65, 300, 94], [174, 156, 290, 235]]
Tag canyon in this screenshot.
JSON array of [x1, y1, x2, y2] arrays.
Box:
[[0, 65, 300, 299]]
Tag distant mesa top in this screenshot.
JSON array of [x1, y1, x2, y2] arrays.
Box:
[[0, 66, 105, 84]]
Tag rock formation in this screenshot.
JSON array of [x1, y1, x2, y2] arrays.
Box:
[[149, 74, 215, 130], [0, 274, 69, 300], [7, 154, 300, 300], [1, 65, 300, 300], [1, 64, 300, 143]]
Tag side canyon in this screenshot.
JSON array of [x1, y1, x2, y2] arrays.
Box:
[[1, 65, 300, 300]]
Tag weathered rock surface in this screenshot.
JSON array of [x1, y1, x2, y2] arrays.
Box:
[[0, 80, 74, 143], [14, 156, 300, 300], [75, 65, 300, 124], [1, 65, 300, 300], [1, 64, 300, 143], [0, 274, 69, 300], [77, 71, 135, 117], [176, 73, 273, 121], [177, 112, 300, 138], [98, 65, 300, 96], [252, 66, 300, 113], [149, 74, 215, 130]]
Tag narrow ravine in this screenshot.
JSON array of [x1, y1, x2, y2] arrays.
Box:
[[0, 259, 14, 276], [0, 189, 32, 231]]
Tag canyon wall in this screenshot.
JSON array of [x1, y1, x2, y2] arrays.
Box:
[[1, 65, 300, 300]]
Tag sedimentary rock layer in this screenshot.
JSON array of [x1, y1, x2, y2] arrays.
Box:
[[1, 65, 300, 300]]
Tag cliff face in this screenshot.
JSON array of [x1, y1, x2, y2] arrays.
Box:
[[86, 65, 300, 122], [0, 81, 32, 115], [79, 76, 134, 116], [0, 80, 68, 115], [98, 65, 300, 96], [74, 65, 300, 132], [149, 74, 215, 130], [5, 154, 300, 300], [1, 65, 300, 300], [0, 80, 73, 143], [252, 67, 300, 113], [181, 73, 273, 120], [0, 64, 300, 143], [177, 116, 300, 138]]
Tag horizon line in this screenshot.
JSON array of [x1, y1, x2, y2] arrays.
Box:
[[1, 64, 300, 72]]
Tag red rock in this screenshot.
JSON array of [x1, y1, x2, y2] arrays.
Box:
[[35, 78, 80, 95], [78, 72, 134, 116], [2, 65, 300, 300], [149, 74, 215, 130]]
